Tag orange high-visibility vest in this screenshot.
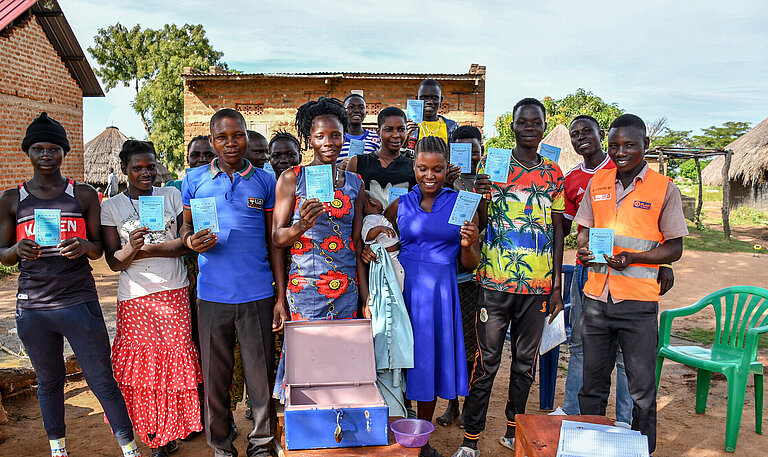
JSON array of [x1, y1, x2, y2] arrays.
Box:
[[583, 167, 669, 302]]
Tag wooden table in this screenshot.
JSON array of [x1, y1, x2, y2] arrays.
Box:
[[513, 414, 615, 457], [279, 416, 419, 457]]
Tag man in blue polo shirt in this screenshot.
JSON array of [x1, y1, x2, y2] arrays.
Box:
[[181, 108, 288, 457]]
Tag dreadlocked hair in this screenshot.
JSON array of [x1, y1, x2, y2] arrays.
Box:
[[414, 136, 449, 163], [294, 97, 349, 150], [269, 129, 301, 151]]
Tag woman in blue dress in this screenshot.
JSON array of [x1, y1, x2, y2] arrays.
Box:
[[271, 97, 368, 401], [381, 136, 481, 457]]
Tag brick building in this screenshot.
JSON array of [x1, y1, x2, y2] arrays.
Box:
[[182, 64, 485, 153], [0, 0, 102, 189]]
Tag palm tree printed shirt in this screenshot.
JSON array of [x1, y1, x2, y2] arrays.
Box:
[[476, 154, 565, 294]]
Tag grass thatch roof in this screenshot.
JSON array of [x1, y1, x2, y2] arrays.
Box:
[[537, 124, 584, 173], [702, 117, 768, 186], [83, 127, 173, 185]]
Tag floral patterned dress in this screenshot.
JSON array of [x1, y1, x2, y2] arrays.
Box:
[[273, 165, 362, 401]]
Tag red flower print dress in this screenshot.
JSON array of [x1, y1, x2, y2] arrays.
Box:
[[273, 166, 362, 401]]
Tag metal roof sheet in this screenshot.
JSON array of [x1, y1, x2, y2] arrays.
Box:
[[1, 0, 103, 97]]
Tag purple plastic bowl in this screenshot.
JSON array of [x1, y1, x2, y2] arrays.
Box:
[[390, 418, 435, 448]]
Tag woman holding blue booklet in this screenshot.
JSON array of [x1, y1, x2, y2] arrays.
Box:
[[101, 140, 201, 457], [271, 97, 369, 401], [376, 136, 481, 457]]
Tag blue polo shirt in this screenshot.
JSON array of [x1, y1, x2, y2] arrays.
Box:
[[182, 158, 276, 304]]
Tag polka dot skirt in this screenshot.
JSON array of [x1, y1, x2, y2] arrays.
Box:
[[111, 288, 202, 447]]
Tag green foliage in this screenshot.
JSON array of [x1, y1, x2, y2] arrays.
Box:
[[684, 221, 765, 254], [730, 207, 768, 226], [88, 23, 226, 169], [0, 264, 17, 277], [485, 89, 624, 149], [694, 121, 751, 149], [677, 182, 722, 202], [677, 158, 711, 181], [651, 128, 693, 148], [486, 112, 514, 149]]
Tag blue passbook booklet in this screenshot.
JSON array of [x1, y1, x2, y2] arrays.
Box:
[[348, 139, 366, 157], [485, 147, 512, 183], [589, 228, 614, 263], [34, 209, 61, 246], [449, 191, 483, 226], [450, 143, 472, 174], [263, 162, 276, 177], [139, 195, 165, 232], [540, 143, 561, 163], [388, 186, 408, 205], [305, 164, 334, 203], [406, 99, 424, 124], [190, 197, 220, 233]]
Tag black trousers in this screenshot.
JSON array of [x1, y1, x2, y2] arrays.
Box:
[[198, 297, 275, 456], [578, 295, 658, 454], [463, 289, 547, 436]]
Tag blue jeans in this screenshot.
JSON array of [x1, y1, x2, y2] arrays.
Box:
[[562, 265, 632, 424], [16, 301, 134, 444]]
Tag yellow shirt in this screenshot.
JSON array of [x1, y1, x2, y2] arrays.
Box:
[[418, 118, 448, 143]]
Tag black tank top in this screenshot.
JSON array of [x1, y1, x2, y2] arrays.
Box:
[[356, 153, 417, 204], [15, 179, 98, 310]]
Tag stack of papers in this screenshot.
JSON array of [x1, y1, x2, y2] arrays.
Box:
[[556, 420, 649, 457]]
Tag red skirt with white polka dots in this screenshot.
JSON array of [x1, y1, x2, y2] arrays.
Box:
[[111, 287, 202, 447]]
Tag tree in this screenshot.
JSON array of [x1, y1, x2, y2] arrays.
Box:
[[646, 117, 668, 144], [89, 23, 227, 168], [693, 121, 751, 149], [651, 128, 693, 148], [486, 89, 624, 148]]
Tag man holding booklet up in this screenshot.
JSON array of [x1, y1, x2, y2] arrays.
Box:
[[181, 108, 288, 457], [574, 114, 688, 454]]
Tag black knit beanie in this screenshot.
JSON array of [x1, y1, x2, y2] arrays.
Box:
[[21, 112, 70, 153]]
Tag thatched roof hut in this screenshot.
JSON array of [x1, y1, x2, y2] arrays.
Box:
[[701, 117, 768, 210], [702, 117, 768, 186], [83, 126, 173, 185], [537, 124, 584, 173]]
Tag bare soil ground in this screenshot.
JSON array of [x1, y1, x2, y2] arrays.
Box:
[[1, 247, 767, 456]]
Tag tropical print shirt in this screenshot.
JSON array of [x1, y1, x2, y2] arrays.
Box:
[[476, 154, 565, 294]]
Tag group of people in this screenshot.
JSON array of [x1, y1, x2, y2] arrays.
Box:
[[3, 77, 687, 457]]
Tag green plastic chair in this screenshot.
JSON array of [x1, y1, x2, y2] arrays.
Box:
[[656, 286, 768, 452]]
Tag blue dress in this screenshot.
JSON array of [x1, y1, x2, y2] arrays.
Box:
[[398, 186, 468, 401], [273, 166, 362, 401]]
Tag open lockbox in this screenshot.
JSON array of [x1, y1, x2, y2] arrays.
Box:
[[283, 319, 389, 450]]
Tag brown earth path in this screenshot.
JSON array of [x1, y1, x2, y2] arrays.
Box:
[[1, 249, 767, 456]]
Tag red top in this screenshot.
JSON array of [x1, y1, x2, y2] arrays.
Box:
[[563, 154, 615, 221]]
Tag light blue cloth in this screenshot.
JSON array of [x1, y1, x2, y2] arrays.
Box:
[[369, 243, 414, 417]]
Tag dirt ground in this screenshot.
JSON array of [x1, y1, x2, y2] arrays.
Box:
[[1, 246, 767, 456]]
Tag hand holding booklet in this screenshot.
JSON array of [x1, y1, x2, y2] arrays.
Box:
[[589, 228, 614, 263], [139, 195, 165, 232], [190, 197, 219, 233], [448, 191, 482, 226], [34, 209, 61, 246], [450, 142, 472, 173], [348, 139, 366, 157], [305, 164, 334, 203], [539, 311, 566, 355], [485, 147, 512, 183], [406, 99, 424, 124]]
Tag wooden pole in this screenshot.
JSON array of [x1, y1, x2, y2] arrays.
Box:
[[695, 158, 703, 227], [721, 151, 733, 241], [658, 149, 666, 175]]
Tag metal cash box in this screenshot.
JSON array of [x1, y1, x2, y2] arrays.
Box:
[[283, 319, 389, 450]]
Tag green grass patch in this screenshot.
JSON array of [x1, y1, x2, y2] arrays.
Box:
[[730, 207, 768, 226], [684, 221, 766, 254], [0, 264, 17, 277], [677, 327, 768, 349], [676, 182, 723, 202]]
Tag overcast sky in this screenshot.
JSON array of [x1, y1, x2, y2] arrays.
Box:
[[61, 0, 768, 143]]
